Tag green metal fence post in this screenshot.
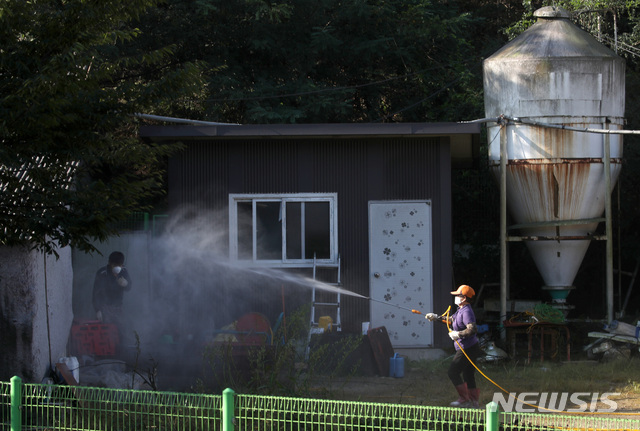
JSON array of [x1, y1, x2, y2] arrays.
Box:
[[222, 388, 235, 431], [486, 401, 499, 431], [10, 376, 22, 431]]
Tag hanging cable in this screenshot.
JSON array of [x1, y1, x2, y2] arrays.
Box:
[[44, 254, 53, 369], [205, 66, 448, 103], [500, 115, 640, 135]]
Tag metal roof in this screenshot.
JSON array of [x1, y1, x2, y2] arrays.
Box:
[[139, 122, 481, 140], [486, 6, 621, 60]]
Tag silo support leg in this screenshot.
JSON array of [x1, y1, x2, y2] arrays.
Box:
[[604, 132, 614, 324]]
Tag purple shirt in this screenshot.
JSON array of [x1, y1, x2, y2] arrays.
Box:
[[451, 305, 478, 350]]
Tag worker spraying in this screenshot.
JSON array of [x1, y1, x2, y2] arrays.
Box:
[[425, 285, 481, 408]]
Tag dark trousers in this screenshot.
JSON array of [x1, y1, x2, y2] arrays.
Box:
[[447, 343, 482, 389], [102, 305, 132, 358]]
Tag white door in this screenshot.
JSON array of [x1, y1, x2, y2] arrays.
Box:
[[369, 201, 433, 348]]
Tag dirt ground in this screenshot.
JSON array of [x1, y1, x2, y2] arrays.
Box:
[[309, 359, 640, 419]]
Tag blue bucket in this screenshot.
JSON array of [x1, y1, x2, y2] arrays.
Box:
[[389, 353, 404, 378]]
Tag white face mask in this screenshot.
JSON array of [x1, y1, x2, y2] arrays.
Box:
[[455, 296, 464, 305], [112, 266, 123, 275]]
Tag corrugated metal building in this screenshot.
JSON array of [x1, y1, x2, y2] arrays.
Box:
[[140, 122, 480, 350]]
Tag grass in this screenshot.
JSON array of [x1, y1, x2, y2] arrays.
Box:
[[323, 355, 640, 409], [409, 353, 640, 393], [479, 358, 640, 394]]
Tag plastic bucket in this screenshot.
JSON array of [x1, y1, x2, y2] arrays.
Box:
[[389, 353, 404, 378], [58, 356, 80, 384]]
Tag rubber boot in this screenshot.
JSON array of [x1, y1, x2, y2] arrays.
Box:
[[450, 383, 470, 407], [469, 388, 480, 408]]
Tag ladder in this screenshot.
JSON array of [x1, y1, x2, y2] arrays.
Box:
[[305, 254, 341, 360]]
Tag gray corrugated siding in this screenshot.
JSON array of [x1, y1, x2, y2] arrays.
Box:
[[168, 137, 452, 345]]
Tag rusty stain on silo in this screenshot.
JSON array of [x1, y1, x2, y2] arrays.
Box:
[[483, 5, 625, 297]]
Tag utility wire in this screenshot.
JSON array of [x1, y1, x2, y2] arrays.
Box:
[[374, 75, 464, 123], [601, 34, 640, 58], [205, 66, 447, 103], [375, 59, 482, 122], [500, 115, 640, 135]]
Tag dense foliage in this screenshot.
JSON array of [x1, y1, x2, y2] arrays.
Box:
[[136, 0, 488, 124], [0, 0, 203, 254], [3, 0, 640, 313]]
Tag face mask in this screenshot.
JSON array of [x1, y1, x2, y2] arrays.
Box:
[[112, 266, 122, 275], [455, 296, 464, 305]]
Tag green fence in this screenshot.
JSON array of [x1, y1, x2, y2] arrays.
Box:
[[1, 377, 221, 430], [2, 377, 640, 431], [234, 391, 484, 430]]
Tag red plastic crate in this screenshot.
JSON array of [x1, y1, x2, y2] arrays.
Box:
[[70, 325, 94, 356], [94, 324, 119, 356], [70, 322, 119, 356]]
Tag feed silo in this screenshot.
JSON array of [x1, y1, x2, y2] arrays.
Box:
[[483, 6, 625, 318]]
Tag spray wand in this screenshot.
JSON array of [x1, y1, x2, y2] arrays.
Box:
[[367, 297, 426, 316]]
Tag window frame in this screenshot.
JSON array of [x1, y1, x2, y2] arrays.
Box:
[[229, 193, 338, 267]]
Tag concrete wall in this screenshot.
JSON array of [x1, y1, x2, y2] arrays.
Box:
[[0, 245, 73, 382]]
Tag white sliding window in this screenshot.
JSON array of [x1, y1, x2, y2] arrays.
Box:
[[229, 193, 338, 267]]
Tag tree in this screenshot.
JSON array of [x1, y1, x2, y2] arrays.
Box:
[[134, 0, 485, 124], [0, 0, 204, 255]]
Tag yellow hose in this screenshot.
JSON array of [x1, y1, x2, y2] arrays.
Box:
[[441, 306, 640, 417]]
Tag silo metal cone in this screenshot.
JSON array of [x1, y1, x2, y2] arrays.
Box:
[[483, 6, 625, 303]]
